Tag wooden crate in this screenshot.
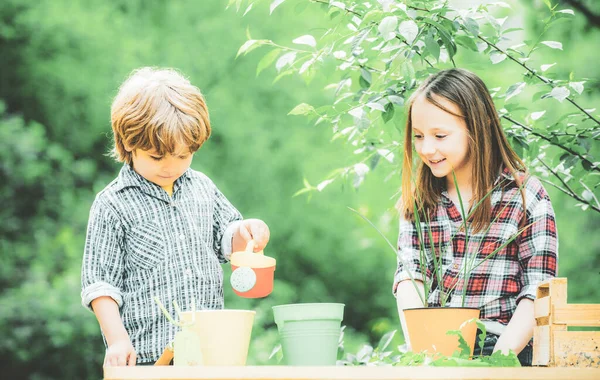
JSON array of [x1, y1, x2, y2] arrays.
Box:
[[533, 278, 600, 367]]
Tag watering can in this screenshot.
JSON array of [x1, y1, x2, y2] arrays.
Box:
[[230, 240, 276, 298]]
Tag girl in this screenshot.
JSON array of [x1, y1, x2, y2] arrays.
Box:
[[392, 68, 558, 366]]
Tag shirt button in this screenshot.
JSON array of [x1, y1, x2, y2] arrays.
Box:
[[179, 234, 185, 240], [453, 263, 459, 269], [185, 268, 192, 276]]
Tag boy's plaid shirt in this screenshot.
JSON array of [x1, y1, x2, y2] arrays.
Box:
[[81, 164, 242, 363], [393, 170, 558, 325]]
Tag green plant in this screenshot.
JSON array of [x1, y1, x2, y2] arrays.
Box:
[[338, 321, 520, 367], [351, 171, 532, 307]]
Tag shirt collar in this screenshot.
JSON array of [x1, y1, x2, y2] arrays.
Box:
[[441, 167, 515, 204], [114, 164, 191, 199]]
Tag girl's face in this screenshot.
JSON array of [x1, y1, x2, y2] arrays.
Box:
[[411, 94, 472, 185], [130, 143, 194, 190]]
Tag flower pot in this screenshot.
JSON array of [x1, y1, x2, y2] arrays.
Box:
[[272, 303, 344, 366], [403, 307, 480, 356], [230, 240, 276, 298], [179, 309, 255, 366]]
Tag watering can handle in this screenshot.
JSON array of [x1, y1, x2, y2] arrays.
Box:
[[244, 240, 264, 255]]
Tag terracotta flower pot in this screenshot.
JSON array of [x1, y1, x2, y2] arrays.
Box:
[[403, 307, 480, 356]]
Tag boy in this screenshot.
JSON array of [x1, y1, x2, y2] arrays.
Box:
[[81, 67, 270, 366]]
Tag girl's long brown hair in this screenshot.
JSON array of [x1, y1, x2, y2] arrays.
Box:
[[400, 68, 526, 232]]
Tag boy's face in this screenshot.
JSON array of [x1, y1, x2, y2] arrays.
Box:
[[130, 144, 194, 189]]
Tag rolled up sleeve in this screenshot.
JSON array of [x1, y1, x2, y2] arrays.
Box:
[[211, 182, 243, 263], [81, 198, 125, 312], [393, 217, 431, 297], [516, 179, 558, 303]]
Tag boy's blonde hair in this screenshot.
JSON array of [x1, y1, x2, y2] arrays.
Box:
[[111, 67, 211, 165]]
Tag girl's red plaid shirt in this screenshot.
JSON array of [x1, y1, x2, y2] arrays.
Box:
[[393, 169, 558, 327]]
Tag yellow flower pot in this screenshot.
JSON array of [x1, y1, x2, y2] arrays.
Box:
[[179, 309, 256, 366]]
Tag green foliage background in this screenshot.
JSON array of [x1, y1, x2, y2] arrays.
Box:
[[0, 0, 598, 378]]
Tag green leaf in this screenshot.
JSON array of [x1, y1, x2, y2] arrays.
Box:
[[237, 39, 267, 58], [425, 34, 441, 61], [275, 52, 297, 72], [446, 329, 472, 357], [382, 102, 395, 123], [541, 41, 563, 50], [256, 49, 281, 76], [542, 0, 553, 10], [360, 68, 372, 85], [505, 82, 526, 101], [288, 103, 315, 116], [293, 34, 317, 48], [398, 20, 419, 44], [549, 86, 570, 102], [455, 35, 478, 52], [540, 63, 556, 72], [359, 75, 370, 89], [363, 10, 383, 25], [402, 61, 416, 85], [530, 111, 546, 121], [423, 18, 457, 60], [556, 9, 574, 15], [490, 50, 506, 64], [463, 17, 479, 37], [482, 350, 521, 367], [270, 0, 286, 15], [376, 330, 396, 352], [569, 81, 585, 95], [378, 16, 398, 41]]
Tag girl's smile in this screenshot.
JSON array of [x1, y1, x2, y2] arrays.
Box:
[[411, 94, 473, 188]]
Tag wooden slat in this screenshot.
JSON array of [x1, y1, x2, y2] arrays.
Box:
[[533, 325, 550, 366], [553, 305, 600, 326], [103, 365, 600, 380], [549, 278, 568, 307], [534, 297, 550, 320], [554, 331, 600, 367]]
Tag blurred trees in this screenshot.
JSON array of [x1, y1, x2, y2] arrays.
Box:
[[0, 0, 598, 378]]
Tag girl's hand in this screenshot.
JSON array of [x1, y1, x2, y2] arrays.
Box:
[[237, 219, 270, 251], [104, 338, 136, 366]]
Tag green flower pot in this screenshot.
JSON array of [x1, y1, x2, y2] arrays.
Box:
[[272, 303, 344, 366]]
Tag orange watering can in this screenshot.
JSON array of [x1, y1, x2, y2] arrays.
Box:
[[230, 240, 276, 298]]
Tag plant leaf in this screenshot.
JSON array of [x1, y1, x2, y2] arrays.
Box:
[[292, 34, 317, 47], [256, 49, 281, 76], [541, 41, 563, 50], [398, 20, 419, 44], [549, 86, 570, 102], [505, 82, 526, 101], [288, 103, 315, 115], [378, 16, 398, 41], [275, 51, 297, 71], [270, 0, 286, 15]]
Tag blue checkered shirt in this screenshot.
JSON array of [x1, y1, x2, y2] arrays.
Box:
[[81, 164, 242, 363]]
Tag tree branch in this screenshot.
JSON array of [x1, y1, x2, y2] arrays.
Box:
[[536, 156, 600, 213], [501, 115, 599, 173], [477, 35, 600, 127]]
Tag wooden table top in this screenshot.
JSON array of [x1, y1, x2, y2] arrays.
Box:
[[104, 365, 600, 380]]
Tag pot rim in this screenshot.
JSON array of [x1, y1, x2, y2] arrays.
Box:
[[404, 306, 480, 311], [180, 309, 256, 314]]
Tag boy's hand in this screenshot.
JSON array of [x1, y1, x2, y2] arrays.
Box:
[[236, 219, 270, 252], [104, 339, 136, 367]]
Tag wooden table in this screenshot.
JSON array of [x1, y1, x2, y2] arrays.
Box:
[[104, 365, 600, 380]]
